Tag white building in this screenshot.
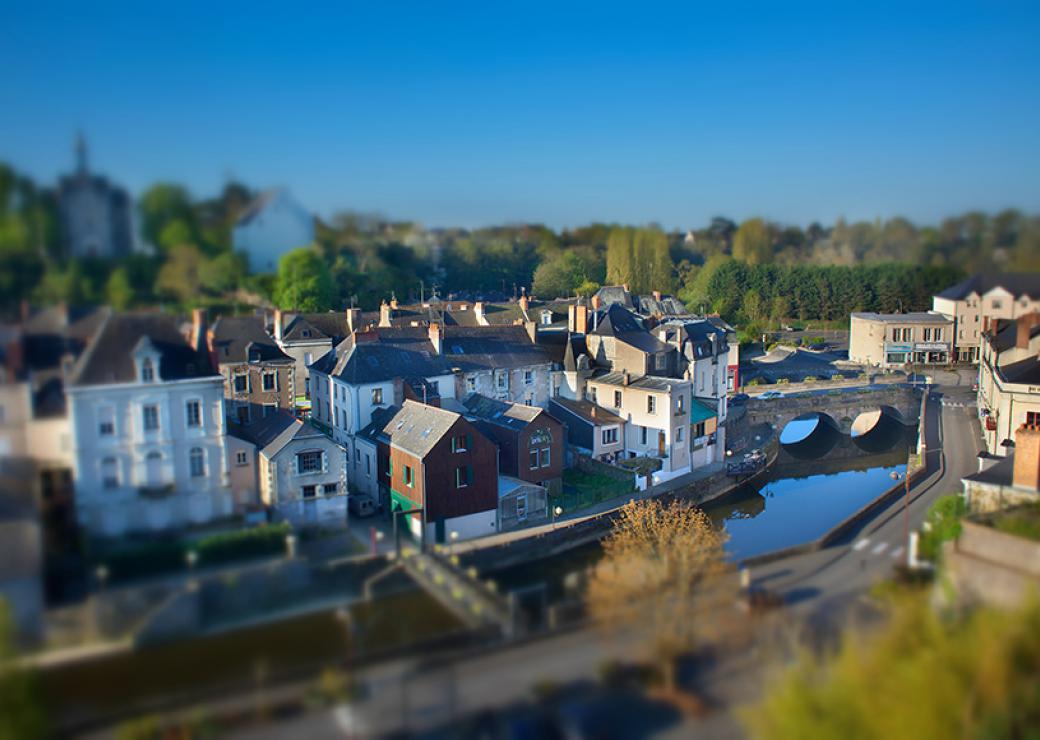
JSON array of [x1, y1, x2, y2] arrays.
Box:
[[656, 318, 730, 450], [65, 313, 234, 537], [232, 188, 315, 274], [933, 274, 1040, 363], [241, 413, 348, 527], [978, 313, 1040, 455]]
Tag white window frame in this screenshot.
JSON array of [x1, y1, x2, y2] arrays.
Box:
[[189, 447, 206, 478], [185, 399, 202, 428], [97, 404, 116, 437]]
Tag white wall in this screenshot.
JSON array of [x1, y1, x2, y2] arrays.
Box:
[[232, 192, 315, 274], [264, 432, 347, 527]]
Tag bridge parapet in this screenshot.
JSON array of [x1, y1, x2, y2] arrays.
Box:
[[745, 385, 920, 435]]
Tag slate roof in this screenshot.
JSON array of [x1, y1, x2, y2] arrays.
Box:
[[20, 305, 109, 373], [211, 315, 293, 364], [660, 318, 730, 359], [68, 312, 218, 387], [1000, 354, 1040, 385], [440, 326, 552, 372], [851, 311, 954, 324], [591, 304, 645, 336], [229, 411, 328, 458], [462, 392, 543, 431], [365, 400, 462, 458], [281, 312, 350, 343], [988, 319, 1040, 353], [594, 285, 635, 309], [962, 454, 1016, 488], [936, 273, 1040, 301], [549, 396, 624, 426], [637, 294, 687, 316], [588, 370, 688, 391]]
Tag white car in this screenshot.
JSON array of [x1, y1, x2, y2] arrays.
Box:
[[758, 390, 784, 399]]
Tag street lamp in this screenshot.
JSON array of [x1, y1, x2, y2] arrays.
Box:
[[552, 505, 563, 531], [95, 564, 109, 592], [449, 530, 459, 556]]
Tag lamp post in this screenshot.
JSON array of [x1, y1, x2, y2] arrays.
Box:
[[95, 564, 109, 592], [449, 530, 459, 558], [552, 505, 563, 531]]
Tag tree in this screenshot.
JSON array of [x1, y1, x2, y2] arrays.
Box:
[[274, 248, 334, 311], [105, 266, 134, 309], [155, 244, 204, 305], [138, 183, 195, 249], [733, 218, 773, 265], [532, 251, 590, 298], [742, 595, 1040, 739], [0, 600, 48, 739], [586, 499, 737, 690], [199, 251, 246, 295], [605, 227, 634, 287]]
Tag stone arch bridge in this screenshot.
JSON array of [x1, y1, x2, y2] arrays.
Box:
[[745, 385, 921, 436]]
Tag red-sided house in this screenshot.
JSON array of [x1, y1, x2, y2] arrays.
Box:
[[363, 400, 499, 543]]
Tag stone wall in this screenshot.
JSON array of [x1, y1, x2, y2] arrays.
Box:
[[943, 518, 1040, 609]]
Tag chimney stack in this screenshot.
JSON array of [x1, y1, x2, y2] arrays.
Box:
[[345, 307, 361, 334], [273, 308, 283, 343], [523, 319, 537, 344], [518, 292, 530, 316], [568, 303, 589, 335], [622, 283, 630, 293], [379, 301, 392, 328], [390, 295, 399, 310], [474, 301, 487, 326], [191, 308, 208, 355], [1015, 313, 1040, 350], [428, 322, 443, 355], [652, 290, 662, 301], [623, 372, 630, 386], [591, 294, 601, 311], [1013, 423, 1040, 491]]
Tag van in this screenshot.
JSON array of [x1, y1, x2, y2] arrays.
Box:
[[348, 494, 377, 518]]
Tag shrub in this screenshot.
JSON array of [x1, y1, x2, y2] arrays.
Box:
[[194, 523, 290, 566], [803, 376, 818, 383], [746, 378, 762, 387], [775, 377, 790, 385], [917, 495, 967, 561], [96, 539, 187, 581]]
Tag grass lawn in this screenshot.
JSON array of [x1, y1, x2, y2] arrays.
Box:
[[556, 469, 634, 514], [989, 503, 1040, 542]]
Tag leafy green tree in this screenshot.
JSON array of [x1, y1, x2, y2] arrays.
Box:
[[157, 219, 197, 254], [199, 251, 246, 295], [743, 595, 1040, 740], [138, 183, 195, 249], [105, 266, 134, 309], [605, 227, 634, 287], [155, 244, 204, 305], [732, 218, 773, 265], [532, 251, 591, 298], [274, 248, 334, 311]]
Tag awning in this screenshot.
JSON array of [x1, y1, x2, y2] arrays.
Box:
[[689, 399, 717, 424]]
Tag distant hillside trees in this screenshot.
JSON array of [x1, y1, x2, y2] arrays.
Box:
[[605, 226, 672, 294]]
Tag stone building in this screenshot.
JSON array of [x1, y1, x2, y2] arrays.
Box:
[[57, 135, 137, 259]]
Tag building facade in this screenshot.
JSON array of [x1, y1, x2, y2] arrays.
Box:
[[209, 314, 296, 424], [232, 188, 315, 273], [978, 313, 1040, 454], [57, 136, 137, 259], [933, 274, 1040, 363], [849, 312, 955, 368]]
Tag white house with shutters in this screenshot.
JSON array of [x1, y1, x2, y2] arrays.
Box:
[[66, 313, 233, 537]]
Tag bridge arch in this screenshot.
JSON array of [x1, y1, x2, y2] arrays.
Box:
[[779, 412, 841, 445], [850, 405, 906, 438]]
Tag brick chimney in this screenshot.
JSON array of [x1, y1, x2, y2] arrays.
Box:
[[428, 322, 442, 355], [623, 372, 630, 386], [518, 292, 529, 316], [568, 303, 589, 335], [591, 294, 601, 311], [1013, 423, 1040, 491], [390, 296, 399, 310], [345, 307, 361, 334], [1015, 313, 1040, 350], [524, 319, 537, 344], [474, 301, 487, 326], [622, 283, 630, 293], [379, 300, 392, 328], [652, 290, 662, 301], [190, 308, 208, 355], [273, 308, 283, 342]]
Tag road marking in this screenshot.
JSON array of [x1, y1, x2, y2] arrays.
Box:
[[890, 546, 905, 560], [872, 542, 889, 555], [853, 539, 870, 551]]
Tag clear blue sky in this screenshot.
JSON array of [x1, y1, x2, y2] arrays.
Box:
[[2, 1, 1038, 230]]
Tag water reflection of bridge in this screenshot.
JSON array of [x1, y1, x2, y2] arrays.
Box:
[[771, 439, 911, 480]]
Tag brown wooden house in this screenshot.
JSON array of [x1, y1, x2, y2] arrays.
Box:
[[362, 400, 499, 543]]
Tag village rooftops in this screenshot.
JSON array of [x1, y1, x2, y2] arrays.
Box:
[[549, 396, 624, 425], [280, 312, 353, 343], [936, 273, 1040, 301], [211, 315, 293, 364], [68, 312, 217, 387]]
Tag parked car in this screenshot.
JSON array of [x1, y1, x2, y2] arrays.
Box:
[[758, 390, 784, 400], [348, 494, 377, 518], [729, 392, 750, 405]]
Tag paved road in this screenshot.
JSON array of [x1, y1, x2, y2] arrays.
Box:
[[189, 385, 985, 739]]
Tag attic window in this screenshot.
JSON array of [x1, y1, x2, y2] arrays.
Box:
[[141, 358, 155, 383], [302, 330, 311, 338]]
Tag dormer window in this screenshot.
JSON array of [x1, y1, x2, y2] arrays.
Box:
[[141, 358, 155, 382]]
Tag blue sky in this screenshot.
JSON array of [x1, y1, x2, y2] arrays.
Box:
[[2, 1, 1038, 230]]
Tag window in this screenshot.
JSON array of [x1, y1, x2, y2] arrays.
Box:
[[640, 426, 648, 445], [524, 370, 533, 385], [236, 404, 251, 425], [143, 404, 159, 432], [602, 427, 618, 444], [302, 485, 316, 499], [455, 465, 472, 488], [540, 447, 551, 468], [365, 454, 371, 477], [923, 328, 932, 342], [263, 404, 276, 417], [234, 374, 248, 393], [189, 447, 205, 477], [452, 434, 471, 452], [934, 328, 943, 341], [530, 448, 539, 469], [676, 426, 684, 442], [524, 396, 533, 406], [185, 400, 201, 428], [496, 372, 508, 390], [466, 376, 476, 393], [102, 457, 119, 489], [141, 358, 155, 382], [516, 493, 528, 520], [540, 310, 552, 326], [236, 450, 248, 466], [613, 390, 622, 408], [297, 450, 323, 474], [304, 352, 313, 365], [404, 465, 414, 487], [992, 300, 1002, 310], [647, 395, 657, 414], [1027, 412, 1040, 427], [263, 372, 277, 391], [323, 483, 338, 496], [372, 388, 383, 405], [355, 448, 361, 463], [676, 395, 685, 415], [590, 386, 597, 403], [98, 405, 115, 436], [694, 421, 706, 438]]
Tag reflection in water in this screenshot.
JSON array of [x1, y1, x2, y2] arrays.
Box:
[[779, 415, 823, 444]]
